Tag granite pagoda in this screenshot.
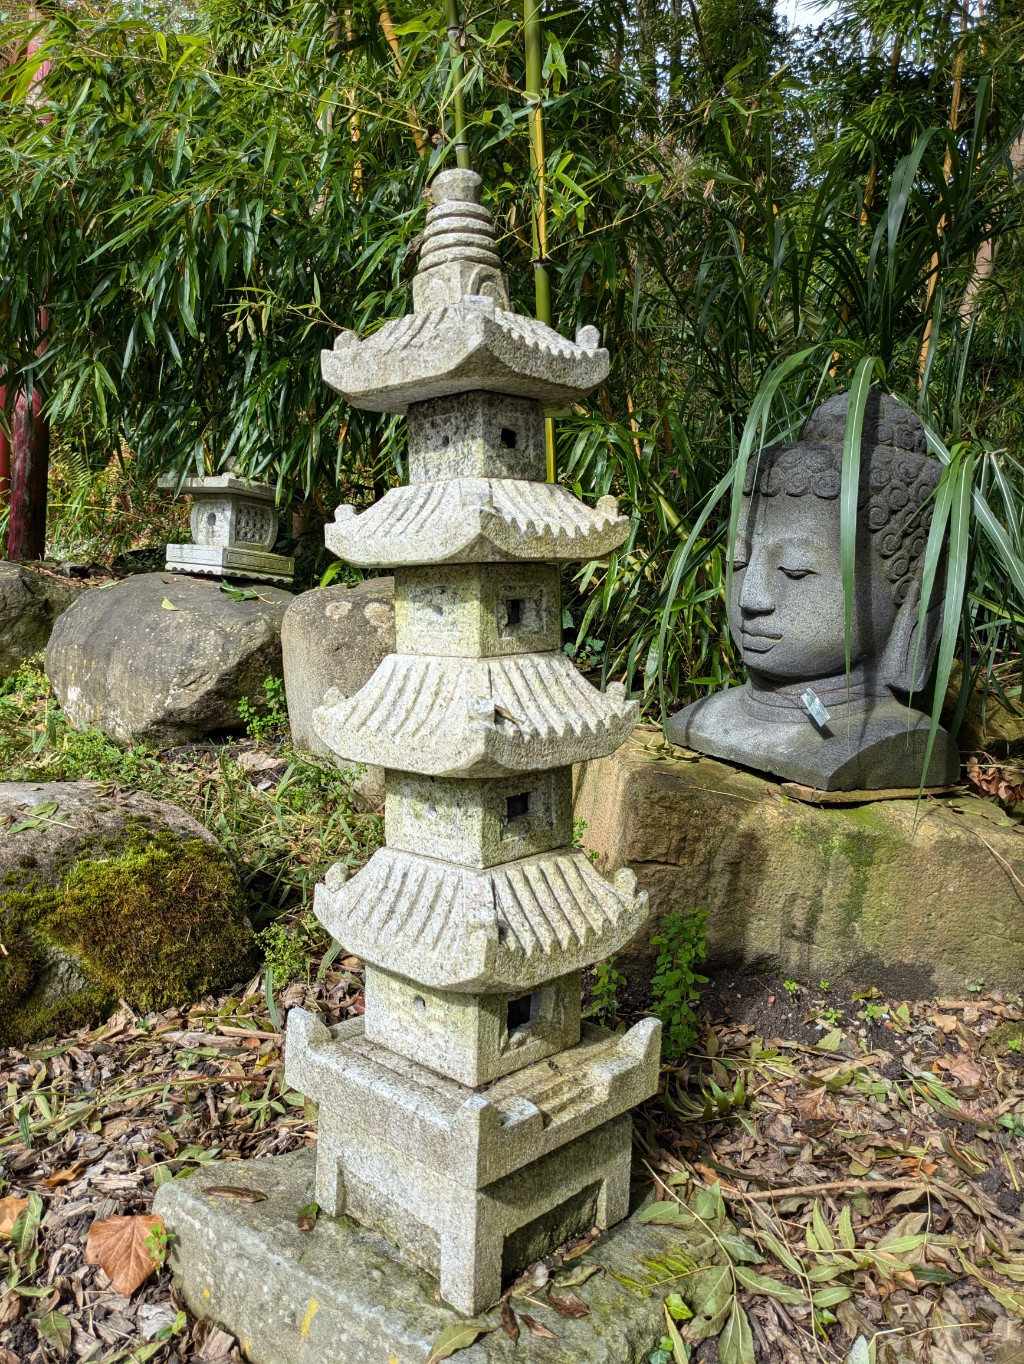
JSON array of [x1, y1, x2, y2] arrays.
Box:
[[284, 167, 660, 1316]]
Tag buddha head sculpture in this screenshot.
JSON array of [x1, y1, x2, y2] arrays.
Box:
[[667, 390, 961, 790]]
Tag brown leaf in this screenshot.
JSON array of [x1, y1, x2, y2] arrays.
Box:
[[0, 1347, 19, 1364], [499, 1299, 519, 1342], [296, 1202, 318, 1232], [0, 1291, 22, 1326], [85, 1213, 166, 1297], [0, 1196, 27, 1239], [547, 1289, 589, 1318], [42, 1162, 86, 1189], [520, 1314, 557, 1339], [201, 1186, 267, 1202]]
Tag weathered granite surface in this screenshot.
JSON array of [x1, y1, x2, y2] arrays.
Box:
[[0, 561, 82, 678], [575, 729, 1024, 994], [45, 572, 292, 749], [154, 1145, 692, 1364], [668, 391, 960, 790], [280, 578, 395, 801]]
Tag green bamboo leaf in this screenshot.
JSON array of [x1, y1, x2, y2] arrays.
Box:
[[425, 1323, 495, 1362], [839, 359, 876, 682], [733, 1265, 805, 1304]]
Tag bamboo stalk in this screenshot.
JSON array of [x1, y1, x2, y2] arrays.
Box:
[[378, 5, 428, 157], [918, 7, 968, 384], [446, 0, 470, 170], [524, 0, 556, 481]]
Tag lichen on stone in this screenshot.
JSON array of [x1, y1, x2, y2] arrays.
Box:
[[1, 832, 255, 1046]]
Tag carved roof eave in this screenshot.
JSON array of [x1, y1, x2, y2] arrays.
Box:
[[324, 480, 630, 568], [313, 651, 640, 778], [313, 847, 650, 991], [156, 474, 278, 503], [320, 296, 610, 414]]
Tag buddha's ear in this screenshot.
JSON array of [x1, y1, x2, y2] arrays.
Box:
[[880, 578, 944, 696]]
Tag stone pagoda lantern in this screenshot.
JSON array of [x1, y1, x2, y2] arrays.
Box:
[[284, 168, 660, 1316], [159, 472, 295, 585]]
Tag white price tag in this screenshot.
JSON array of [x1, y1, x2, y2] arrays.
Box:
[[801, 688, 831, 728]]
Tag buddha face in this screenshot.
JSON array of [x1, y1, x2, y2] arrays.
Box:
[[730, 492, 898, 686]]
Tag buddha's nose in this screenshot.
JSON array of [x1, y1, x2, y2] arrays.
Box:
[[737, 559, 774, 615]]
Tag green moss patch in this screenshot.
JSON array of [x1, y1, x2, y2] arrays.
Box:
[[1, 834, 255, 1046]]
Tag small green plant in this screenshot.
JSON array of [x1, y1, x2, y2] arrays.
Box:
[[587, 958, 626, 1025], [257, 913, 329, 986], [861, 1002, 887, 1022], [782, 979, 800, 997], [818, 979, 832, 992], [144, 1221, 172, 1269], [967, 977, 987, 994], [819, 1006, 843, 1028], [1000, 1112, 1024, 1140], [1007, 1037, 1023, 1054], [237, 676, 288, 744], [572, 816, 600, 865], [650, 909, 708, 1060]]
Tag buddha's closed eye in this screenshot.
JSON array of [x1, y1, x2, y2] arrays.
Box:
[[779, 566, 815, 579]]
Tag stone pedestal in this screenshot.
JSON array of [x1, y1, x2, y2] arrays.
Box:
[[160, 474, 294, 585], [153, 1146, 691, 1364], [575, 728, 1024, 995]]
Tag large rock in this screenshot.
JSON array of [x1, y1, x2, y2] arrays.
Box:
[[45, 572, 293, 749], [281, 578, 394, 795], [0, 782, 254, 1045], [574, 728, 1024, 995], [0, 562, 82, 679]]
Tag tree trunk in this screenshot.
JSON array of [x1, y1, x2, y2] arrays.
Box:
[[6, 385, 48, 561]]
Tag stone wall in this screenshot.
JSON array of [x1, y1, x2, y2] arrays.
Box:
[[574, 728, 1024, 996]]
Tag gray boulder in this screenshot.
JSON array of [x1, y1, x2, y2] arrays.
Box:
[[0, 781, 254, 1045], [0, 561, 83, 679], [281, 578, 394, 794], [45, 572, 293, 749]]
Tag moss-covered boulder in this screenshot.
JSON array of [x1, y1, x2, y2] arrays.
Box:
[[1, 781, 256, 1045], [575, 728, 1024, 996]]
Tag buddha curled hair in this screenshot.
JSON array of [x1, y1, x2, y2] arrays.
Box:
[[742, 392, 941, 606]]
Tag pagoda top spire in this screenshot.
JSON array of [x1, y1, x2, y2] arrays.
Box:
[[320, 168, 609, 414], [413, 169, 510, 313]]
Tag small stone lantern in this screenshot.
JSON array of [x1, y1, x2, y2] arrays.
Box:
[[160, 473, 295, 585]]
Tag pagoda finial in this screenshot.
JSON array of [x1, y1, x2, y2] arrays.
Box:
[[413, 168, 510, 313]]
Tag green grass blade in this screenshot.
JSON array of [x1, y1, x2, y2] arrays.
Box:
[[840, 358, 877, 682], [919, 450, 974, 794]]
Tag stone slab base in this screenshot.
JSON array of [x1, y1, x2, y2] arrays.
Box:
[[165, 544, 295, 585], [154, 1146, 687, 1364], [574, 727, 1024, 996]]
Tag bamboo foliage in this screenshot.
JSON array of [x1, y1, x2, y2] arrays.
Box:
[[0, 0, 1021, 717]]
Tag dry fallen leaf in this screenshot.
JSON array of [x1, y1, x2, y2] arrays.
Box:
[[520, 1314, 557, 1339], [0, 1346, 19, 1364], [499, 1299, 519, 1342], [85, 1213, 166, 1296], [201, 1186, 267, 1203], [42, 1162, 86, 1190], [547, 1288, 589, 1318], [0, 1196, 27, 1239]]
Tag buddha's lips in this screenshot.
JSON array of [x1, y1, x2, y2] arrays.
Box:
[[741, 630, 782, 651]]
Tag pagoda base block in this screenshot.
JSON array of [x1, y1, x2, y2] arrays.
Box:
[[154, 1144, 691, 1361]]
